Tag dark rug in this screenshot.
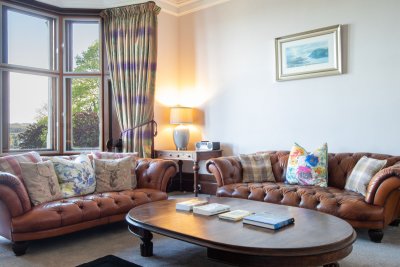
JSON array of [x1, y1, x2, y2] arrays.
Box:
[[77, 255, 142, 267]]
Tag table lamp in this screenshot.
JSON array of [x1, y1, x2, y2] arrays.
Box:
[[170, 106, 193, 150]]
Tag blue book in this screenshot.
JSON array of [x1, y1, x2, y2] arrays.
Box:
[[243, 212, 295, 230]]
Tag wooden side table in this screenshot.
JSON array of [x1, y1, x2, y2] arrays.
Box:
[[155, 150, 222, 196]]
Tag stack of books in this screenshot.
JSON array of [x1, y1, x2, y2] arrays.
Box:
[[193, 203, 230, 216], [243, 211, 295, 230], [175, 199, 208, 211], [218, 210, 253, 221]]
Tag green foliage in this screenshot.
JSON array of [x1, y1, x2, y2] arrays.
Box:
[[14, 40, 101, 150], [72, 40, 100, 114], [74, 40, 100, 72], [72, 78, 100, 113], [72, 111, 99, 148], [17, 119, 47, 149]]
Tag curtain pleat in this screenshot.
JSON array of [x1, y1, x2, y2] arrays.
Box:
[[101, 1, 160, 158]]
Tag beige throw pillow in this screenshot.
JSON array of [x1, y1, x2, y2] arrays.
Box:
[[94, 157, 132, 193], [345, 156, 387, 196], [91, 152, 138, 189], [239, 153, 276, 183], [20, 161, 63, 205]]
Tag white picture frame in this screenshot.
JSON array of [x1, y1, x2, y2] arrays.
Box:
[[275, 25, 342, 81]]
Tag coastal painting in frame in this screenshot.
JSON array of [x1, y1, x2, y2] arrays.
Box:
[[275, 25, 342, 81]]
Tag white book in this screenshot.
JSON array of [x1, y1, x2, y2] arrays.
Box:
[[218, 210, 253, 221], [243, 212, 295, 230], [193, 203, 230, 216], [176, 199, 208, 211]]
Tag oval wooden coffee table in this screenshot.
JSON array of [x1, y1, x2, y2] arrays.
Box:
[[126, 197, 356, 267]]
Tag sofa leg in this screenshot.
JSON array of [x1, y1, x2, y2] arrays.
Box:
[[389, 218, 400, 227], [12, 241, 28, 256], [368, 229, 383, 243]]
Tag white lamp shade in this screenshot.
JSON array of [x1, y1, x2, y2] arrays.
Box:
[[170, 107, 193, 124]]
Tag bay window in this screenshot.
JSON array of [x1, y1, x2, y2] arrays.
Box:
[[0, 2, 104, 154]]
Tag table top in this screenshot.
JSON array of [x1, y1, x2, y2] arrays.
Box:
[[126, 197, 356, 257]]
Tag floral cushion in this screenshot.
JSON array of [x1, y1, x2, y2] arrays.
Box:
[[286, 143, 328, 187], [239, 153, 275, 183], [345, 156, 387, 196], [50, 154, 96, 198], [94, 157, 132, 193], [20, 161, 63, 205], [92, 152, 138, 189], [0, 151, 42, 180]]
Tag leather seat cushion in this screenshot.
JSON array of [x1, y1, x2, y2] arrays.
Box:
[[217, 182, 384, 222], [12, 188, 166, 233]]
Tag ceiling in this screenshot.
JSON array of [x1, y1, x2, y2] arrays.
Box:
[[34, 0, 229, 16], [35, 0, 197, 9]]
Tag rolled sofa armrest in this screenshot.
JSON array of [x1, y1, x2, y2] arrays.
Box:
[[365, 166, 400, 205], [0, 172, 32, 217], [136, 158, 178, 192], [206, 156, 242, 187]]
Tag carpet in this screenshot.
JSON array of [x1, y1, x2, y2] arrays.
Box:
[[77, 255, 141, 267]]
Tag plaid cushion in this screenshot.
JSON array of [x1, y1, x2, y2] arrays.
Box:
[[91, 152, 138, 189], [345, 156, 387, 196], [239, 153, 275, 183], [0, 151, 42, 180]]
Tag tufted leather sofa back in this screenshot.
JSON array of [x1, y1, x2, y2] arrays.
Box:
[[262, 151, 400, 189]]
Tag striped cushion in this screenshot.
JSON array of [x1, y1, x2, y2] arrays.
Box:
[[0, 151, 42, 180], [240, 153, 275, 183], [91, 152, 138, 189], [345, 156, 387, 196]]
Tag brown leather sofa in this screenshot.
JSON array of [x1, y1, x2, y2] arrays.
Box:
[[206, 151, 400, 243], [0, 157, 177, 255]]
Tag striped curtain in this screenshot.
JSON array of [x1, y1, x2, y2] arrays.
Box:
[[101, 2, 160, 158]]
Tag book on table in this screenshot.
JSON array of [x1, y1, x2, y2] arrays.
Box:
[[176, 199, 208, 211], [243, 211, 295, 230], [193, 203, 230, 216], [218, 210, 253, 221]]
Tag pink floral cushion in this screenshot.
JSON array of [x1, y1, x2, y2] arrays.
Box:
[[286, 143, 328, 187]]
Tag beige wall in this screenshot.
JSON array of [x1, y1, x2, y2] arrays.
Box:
[[175, 0, 400, 155], [154, 12, 179, 150]]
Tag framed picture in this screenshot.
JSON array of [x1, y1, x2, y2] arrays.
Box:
[[275, 25, 342, 81]]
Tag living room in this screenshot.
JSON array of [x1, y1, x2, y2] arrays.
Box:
[[1, 0, 400, 266]]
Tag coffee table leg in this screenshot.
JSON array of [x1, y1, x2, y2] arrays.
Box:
[[323, 263, 340, 267], [128, 225, 154, 257]]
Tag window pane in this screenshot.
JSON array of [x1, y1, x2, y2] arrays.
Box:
[[66, 77, 100, 150], [65, 21, 100, 72], [5, 8, 55, 70], [8, 72, 55, 150]]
